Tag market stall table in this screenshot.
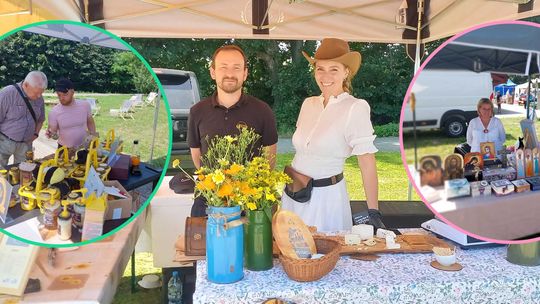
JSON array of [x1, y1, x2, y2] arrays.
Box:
[[0, 162, 161, 230], [430, 189, 540, 240], [193, 234, 529, 303], [0, 208, 146, 304]]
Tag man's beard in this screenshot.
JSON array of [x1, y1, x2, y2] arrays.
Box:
[[218, 77, 243, 93]]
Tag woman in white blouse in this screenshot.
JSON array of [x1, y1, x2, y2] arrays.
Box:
[[281, 38, 382, 232], [466, 98, 506, 154]]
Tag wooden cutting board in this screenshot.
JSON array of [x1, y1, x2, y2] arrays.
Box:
[[312, 233, 452, 255], [272, 210, 316, 259]]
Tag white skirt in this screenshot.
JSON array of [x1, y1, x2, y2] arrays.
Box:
[[281, 179, 352, 232]]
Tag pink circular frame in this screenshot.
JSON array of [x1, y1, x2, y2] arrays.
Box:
[[399, 20, 540, 245]]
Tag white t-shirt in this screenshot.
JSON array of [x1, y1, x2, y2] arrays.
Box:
[[466, 116, 506, 153]]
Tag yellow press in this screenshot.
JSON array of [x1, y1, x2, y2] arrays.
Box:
[[18, 159, 56, 211], [70, 148, 99, 187], [54, 146, 71, 166], [36, 187, 60, 214], [65, 188, 88, 206]]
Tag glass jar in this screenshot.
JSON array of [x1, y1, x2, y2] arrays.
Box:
[[20, 185, 35, 210], [43, 200, 61, 230]]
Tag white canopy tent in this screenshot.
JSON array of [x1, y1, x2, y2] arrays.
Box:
[[24, 23, 129, 50], [18, 0, 540, 72]]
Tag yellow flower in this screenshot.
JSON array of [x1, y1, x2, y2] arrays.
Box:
[[195, 167, 205, 175], [246, 202, 257, 211], [265, 192, 276, 202], [217, 182, 234, 198], [224, 135, 237, 143], [224, 163, 244, 175], [218, 158, 230, 167], [172, 159, 181, 168], [212, 170, 225, 184], [200, 177, 216, 191]]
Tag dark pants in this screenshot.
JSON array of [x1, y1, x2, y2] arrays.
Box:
[[191, 196, 207, 217]]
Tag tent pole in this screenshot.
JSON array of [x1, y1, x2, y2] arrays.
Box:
[[527, 72, 532, 120], [414, 0, 425, 74], [149, 89, 160, 162]]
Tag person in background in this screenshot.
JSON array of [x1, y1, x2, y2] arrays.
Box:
[[466, 98, 506, 154], [0, 71, 47, 168], [281, 38, 382, 232], [496, 92, 502, 114], [46, 78, 97, 149]]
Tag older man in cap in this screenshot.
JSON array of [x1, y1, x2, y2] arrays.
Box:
[[46, 78, 96, 149], [0, 71, 47, 168]]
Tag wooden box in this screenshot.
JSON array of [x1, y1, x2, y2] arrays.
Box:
[[525, 177, 540, 191], [444, 178, 470, 199], [108, 154, 131, 180], [511, 179, 531, 193], [483, 167, 516, 183], [490, 179, 514, 196], [482, 167, 516, 182], [470, 180, 491, 197]]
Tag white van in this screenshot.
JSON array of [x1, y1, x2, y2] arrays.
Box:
[[402, 69, 493, 137]]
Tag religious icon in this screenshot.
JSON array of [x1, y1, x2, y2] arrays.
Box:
[[419, 155, 443, 187], [525, 149, 534, 177], [520, 119, 538, 150], [480, 142, 496, 161], [533, 148, 540, 176], [516, 149, 526, 179], [443, 154, 464, 180], [464, 152, 483, 181]]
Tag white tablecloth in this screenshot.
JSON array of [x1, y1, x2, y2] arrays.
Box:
[[194, 244, 540, 303]]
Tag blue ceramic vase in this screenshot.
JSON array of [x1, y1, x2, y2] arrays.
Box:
[[206, 205, 244, 283]]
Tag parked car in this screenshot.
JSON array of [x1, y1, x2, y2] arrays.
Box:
[[402, 69, 493, 137], [153, 68, 201, 174]]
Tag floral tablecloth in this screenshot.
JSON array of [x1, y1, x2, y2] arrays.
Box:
[[194, 243, 540, 304]]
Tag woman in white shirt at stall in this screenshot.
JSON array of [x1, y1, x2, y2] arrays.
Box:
[[466, 98, 506, 154], [281, 38, 382, 232]]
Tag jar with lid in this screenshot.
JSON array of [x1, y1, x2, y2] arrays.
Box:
[[20, 185, 35, 210], [43, 199, 61, 230]]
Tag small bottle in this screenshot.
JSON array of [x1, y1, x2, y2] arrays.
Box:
[[57, 202, 72, 241], [131, 140, 141, 176], [167, 271, 183, 304]]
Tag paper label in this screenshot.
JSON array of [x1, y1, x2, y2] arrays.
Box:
[[112, 208, 122, 220], [0, 177, 13, 224]]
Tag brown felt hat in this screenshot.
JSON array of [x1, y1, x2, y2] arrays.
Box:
[[302, 38, 361, 77]]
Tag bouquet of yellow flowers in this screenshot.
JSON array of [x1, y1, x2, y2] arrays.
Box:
[[172, 127, 290, 211]]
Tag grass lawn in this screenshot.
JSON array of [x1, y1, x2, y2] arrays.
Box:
[[43, 93, 170, 167], [112, 151, 419, 303], [113, 253, 162, 304], [402, 116, 539, 166]]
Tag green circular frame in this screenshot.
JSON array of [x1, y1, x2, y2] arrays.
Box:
[[0, 20, 173, 248]]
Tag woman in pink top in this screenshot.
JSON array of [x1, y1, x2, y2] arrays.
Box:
[[47, 79, 96, 148]]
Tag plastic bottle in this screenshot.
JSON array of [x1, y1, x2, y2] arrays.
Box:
[[167, 271, 183, 304], [57, 202, 72, 241], [131, 140, 141, 176]]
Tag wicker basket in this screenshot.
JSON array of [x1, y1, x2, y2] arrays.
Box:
[[279, 237, 340, 282]]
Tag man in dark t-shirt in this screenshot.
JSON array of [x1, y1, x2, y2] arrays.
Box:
[[187, 44, 278, 217]]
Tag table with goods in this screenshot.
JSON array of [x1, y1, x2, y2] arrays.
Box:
[[0, 129, 158, 244]]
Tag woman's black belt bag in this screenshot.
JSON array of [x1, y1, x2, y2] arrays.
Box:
[[283, 165, 343, 203]]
